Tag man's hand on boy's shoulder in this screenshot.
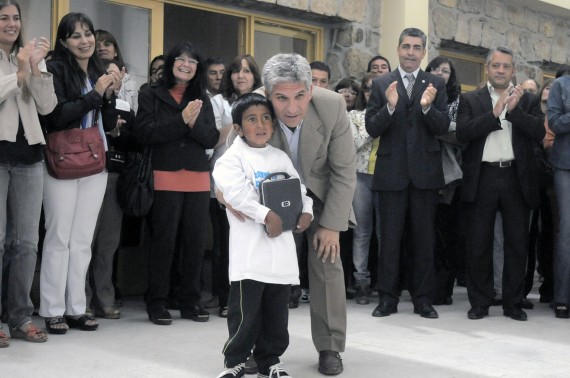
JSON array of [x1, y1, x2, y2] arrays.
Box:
[[265, 210, 283, 238], [294, 213, 312, 234]]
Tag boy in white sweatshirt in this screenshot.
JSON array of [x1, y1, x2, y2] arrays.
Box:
[[213, 93, 313, 378]]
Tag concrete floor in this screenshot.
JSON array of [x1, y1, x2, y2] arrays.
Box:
[[3, 286, 570, 378]]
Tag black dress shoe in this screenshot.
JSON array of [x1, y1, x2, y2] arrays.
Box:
[[148, 307, 172, 325], [467, 306, 489, 320], [318, 350, 343, 375], [553, 304, 569, 319], [372, 301, 397, 317], [519, 298, 534, 309], [180, 304, 209, 322], [355, 285, 371, 305], [503, 308, 527, 321], [413, 304, 439, 319]]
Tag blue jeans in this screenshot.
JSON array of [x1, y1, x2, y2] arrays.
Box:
[[554, 168, 570, 305], [0, 161, 43, 329], [352, 172, 380, 286]]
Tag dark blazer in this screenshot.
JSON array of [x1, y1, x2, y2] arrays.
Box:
[[135, 85, 218, 172], [43, 59, 118, 133], [365, 69, 450, 191], [456, 86, 545, 208]]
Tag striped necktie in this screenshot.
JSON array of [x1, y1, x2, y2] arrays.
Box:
[[405, 73, 415, 98]]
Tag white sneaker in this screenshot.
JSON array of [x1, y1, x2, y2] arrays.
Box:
[[257, 363, 291, 378], [216, 363, 245, 378]]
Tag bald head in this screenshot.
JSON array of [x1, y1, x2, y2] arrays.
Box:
[[521, 79, 538, 94]]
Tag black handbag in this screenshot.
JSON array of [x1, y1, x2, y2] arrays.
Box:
[[116, 146, 154, 217]]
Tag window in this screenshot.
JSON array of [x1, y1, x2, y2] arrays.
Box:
[[439, 51, 486, 92]]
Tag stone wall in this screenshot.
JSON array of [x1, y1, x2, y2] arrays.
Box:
[[429, 0, 570, 84], [210, 0, 380, 85]]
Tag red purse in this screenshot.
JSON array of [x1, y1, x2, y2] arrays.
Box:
[[45, 126, 106, 179]]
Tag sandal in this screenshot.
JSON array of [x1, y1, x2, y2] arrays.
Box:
[[65, 315, 99, 331], [0, 328, 10, 348], [11, 322, 48, 343], [45, 316, 69, 335], [93, 306, 120, 319]]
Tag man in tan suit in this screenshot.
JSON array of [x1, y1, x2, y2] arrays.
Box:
[[223, 54, 356, 375], [263, 54, 356, 375]]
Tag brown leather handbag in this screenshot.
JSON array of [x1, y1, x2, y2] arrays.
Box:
[[45, 126, 106, 179]]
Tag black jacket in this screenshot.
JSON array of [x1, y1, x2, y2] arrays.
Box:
[[43, 59, 118, 133], [135, 85, 218, 172], [456, 87, 545, 208], [365, 69, 450, 191]]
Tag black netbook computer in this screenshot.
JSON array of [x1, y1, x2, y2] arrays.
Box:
[[259, 172, 303, 232]]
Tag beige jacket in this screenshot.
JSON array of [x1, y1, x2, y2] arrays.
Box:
[[230, 85, 357, 231], [0, 49, 57, 145]]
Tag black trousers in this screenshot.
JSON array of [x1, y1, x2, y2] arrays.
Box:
[[376, 184, 439, 306], [223, 279, 290, 374], [146, 190, 209, 312], [464, 164, 529, 310], [210, 198, 230, 307]]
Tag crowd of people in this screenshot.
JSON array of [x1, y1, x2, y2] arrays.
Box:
[[1, 0, 570, 376]]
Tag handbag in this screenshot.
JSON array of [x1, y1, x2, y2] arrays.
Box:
[[45, 126, 106, 179], [259, 172, 303, 232], [116, 146, 154, 217]]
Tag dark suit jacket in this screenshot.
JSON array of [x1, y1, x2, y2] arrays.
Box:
[[456, 86, 545, 209], [136, 85, 219, 172], [365, 69, 450, 191]]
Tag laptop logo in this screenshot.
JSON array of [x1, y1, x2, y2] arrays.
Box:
[[281, 201, 291, 207]]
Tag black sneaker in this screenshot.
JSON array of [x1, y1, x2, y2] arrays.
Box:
[[244, 355, 258, 374], [148, 307, 172, 325], [257, 363, 291, 378], [180, 304, 209, 322], [216, 363, 245, 378]]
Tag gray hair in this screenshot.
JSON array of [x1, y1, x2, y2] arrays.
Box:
[[398, 28, 427, 49], [262, 53, 312, 95], [486, 46, 514, 65]]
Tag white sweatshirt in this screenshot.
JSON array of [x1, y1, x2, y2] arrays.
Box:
[[213, 137, 313, 285]]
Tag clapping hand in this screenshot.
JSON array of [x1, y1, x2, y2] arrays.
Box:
[[420, 83, 437, 110], [182, 100, 203, 128], [505, 84, 523, 112], [385, 81, 398, 111], [28, 37, 50, 75]]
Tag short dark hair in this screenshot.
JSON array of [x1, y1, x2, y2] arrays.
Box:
[[220, 54, 262, 103], [425, 56, 461, 104], [398, 28, 427, 48], [367, 55, 392, 73], [204, 56, 225, 69], [310, 61, 331, 80], [334, 78, 360, 93], [231, 92, 275, 128]]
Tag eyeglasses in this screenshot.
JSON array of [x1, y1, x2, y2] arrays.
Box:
[[338, 89, 357, 96], [362, 86, 371, 93], [431, 67, 451, 75], [174, 56, 199, 65]]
